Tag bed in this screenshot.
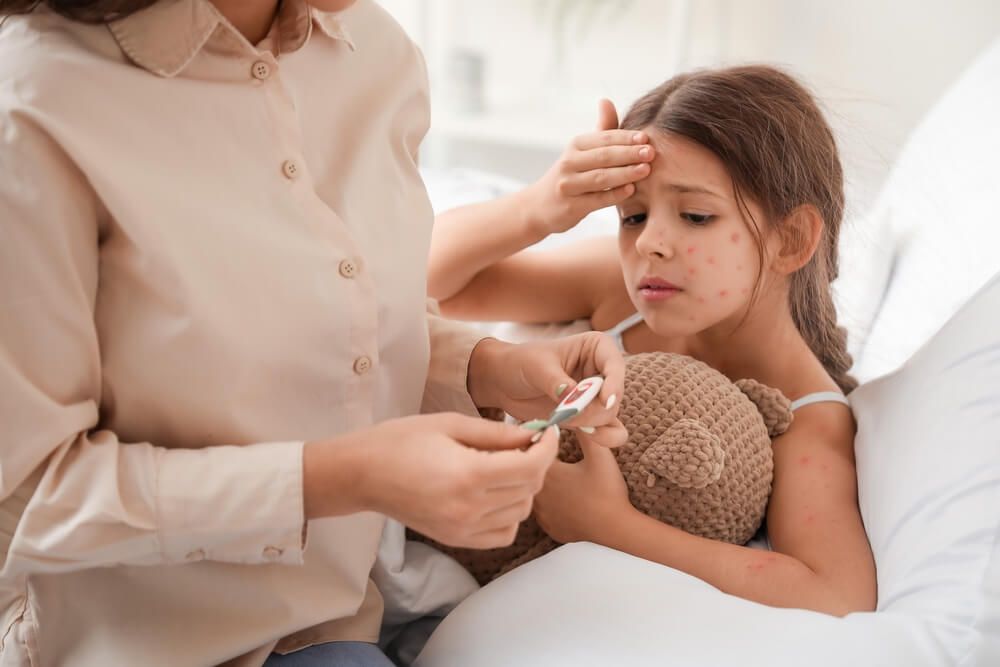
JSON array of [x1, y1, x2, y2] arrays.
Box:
[[410, 36, 1000, 667]]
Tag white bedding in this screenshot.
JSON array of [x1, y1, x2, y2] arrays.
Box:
[[385, 36, 1000, 667]]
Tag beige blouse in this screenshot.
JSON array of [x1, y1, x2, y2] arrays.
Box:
[[0, 1, 486, 664]]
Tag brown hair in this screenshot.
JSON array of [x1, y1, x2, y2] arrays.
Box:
[[0, 0, 156, 22], [621, 65, 857, 393]]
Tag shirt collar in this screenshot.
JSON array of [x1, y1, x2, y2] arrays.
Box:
[[109, 0, 355, 78]]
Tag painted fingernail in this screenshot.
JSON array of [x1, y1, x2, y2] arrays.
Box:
[[531, 425, 559, 444], [556, 383, 568, 397], [605, 394, 617, 410], [521, 419, 549, 431], [578, 426, 596, 434]]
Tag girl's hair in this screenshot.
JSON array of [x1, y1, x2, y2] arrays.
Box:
[[621, 65, 857, 393], [0, 1, 156, 22]]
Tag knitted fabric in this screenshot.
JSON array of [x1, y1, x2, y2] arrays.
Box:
[[411, 351, 793, 586]]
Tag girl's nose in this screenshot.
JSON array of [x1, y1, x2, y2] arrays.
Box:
[[634, 218, 675, 260]]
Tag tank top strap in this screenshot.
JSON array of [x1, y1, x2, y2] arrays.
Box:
[[790, 391, 850, 411], [602, 311, 644, 338], [601, 312, 644, 353]]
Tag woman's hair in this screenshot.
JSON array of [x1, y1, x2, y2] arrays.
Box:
[[0, 1, 156, 22], [621, 65, 857, 392]]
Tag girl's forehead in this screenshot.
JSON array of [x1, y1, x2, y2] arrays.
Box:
[[642, 130, 733, 196]]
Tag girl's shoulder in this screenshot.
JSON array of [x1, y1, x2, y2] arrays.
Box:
[[774, 387, 856, 462]]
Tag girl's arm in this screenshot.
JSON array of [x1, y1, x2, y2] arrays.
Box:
[[437, 235, 624, 325], [535, 404, 877, 616], [427, 105, 653, 303], [428, 188, 555, 303]]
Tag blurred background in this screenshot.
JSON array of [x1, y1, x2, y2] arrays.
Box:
[[378, 0, 1000, 222]]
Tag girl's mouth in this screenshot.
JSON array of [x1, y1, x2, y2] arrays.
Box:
[[638, 276, 682, 301]]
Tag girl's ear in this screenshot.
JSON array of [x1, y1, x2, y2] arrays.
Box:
[[770, 204, 824, 275]]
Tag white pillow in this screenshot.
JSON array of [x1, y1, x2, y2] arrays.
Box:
[[844, 36, 1000, 382], [852, 270, 1000, 663], [415, 271, 1000, 667]]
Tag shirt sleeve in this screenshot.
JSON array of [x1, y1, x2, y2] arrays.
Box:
[[0, 114, 306, 578], [420, 300, 489, 417]]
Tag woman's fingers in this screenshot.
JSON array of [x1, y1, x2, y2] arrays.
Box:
[[475, 497, 534, 532], [577, 426, 627, 465], [466, 424, 560, 491], [569, 418, 628, 449], [460, 524, 521, 549]]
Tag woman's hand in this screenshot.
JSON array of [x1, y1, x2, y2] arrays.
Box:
[[521, 99, 654, 236], [467, 332, 628, 448], [303, 413, 560, 548], [533, 432, 634, 544]]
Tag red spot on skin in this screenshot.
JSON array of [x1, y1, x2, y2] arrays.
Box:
[[820, 463, 829, 472], [748, 554, 778, 571], [697, 296, 706, 303], [687, 246, 696, 254], [707, 256, 715, 264], [805, 514, 815, 523], [719, 290, 728, 297], [689, 267, 696, 275], [741, 288, 749, 295], [731, 233, 740, 243], [688, 316, 696, 322], [799, 456, 810, 465], [737, 265, 743, 271]]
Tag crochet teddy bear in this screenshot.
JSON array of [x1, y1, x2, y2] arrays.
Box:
[[412, 351, 794, 586]]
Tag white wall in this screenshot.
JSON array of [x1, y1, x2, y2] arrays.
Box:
[[379, 0, 1000, 218]]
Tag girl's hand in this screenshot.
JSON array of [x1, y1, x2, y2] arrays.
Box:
[[533, 431, 633, 544], [303, 412, 560, 549], [522, 99, 654, 236], [467, 332, 628, 449]]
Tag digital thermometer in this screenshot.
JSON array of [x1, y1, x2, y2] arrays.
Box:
[[521, 375, 604, 439]]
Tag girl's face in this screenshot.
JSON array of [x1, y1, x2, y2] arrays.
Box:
[[617, 131, 777, 337]]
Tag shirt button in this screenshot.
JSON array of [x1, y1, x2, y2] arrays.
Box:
[[339, 259, 358, 279], [353, 356, 372, 375], [185, 549, 205, 561], [251, 60, 271, 80], [282, 160, 299, 180], [262, 546, 283, 561]]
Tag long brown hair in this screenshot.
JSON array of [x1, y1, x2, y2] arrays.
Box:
[[621, 65, 857, 393], [0, 0, 156, 22]]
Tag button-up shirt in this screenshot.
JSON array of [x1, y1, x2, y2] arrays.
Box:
[[0, 1, 485, 664]]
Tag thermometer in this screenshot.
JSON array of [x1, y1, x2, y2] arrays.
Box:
[[522, 375, 604, 441]]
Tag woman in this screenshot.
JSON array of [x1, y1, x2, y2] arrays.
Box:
[[0, 1, 626, 665]]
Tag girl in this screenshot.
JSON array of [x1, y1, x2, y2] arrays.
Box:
[[0, 1, 626, 666], [429, 66, 877, 616]]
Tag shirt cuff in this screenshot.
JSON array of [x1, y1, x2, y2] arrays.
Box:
[[422, 312, 485, 417], [156, 441, 305, 565]]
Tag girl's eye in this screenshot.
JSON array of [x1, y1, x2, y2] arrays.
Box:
[[621, 213, 647, 226], [682, 213, 714, 225]]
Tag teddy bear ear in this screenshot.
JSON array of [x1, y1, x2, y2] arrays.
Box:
[[734, 378, 794, 437], [639, 418, 725, 489]]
